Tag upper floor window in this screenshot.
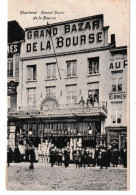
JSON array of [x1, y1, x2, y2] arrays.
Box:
[[87, 82, 99, 102], [27, 88, 36, 106], [66, 85, 77, 104], [7, 61, 13, 77], [88, 57, 99, 75], [112, 72, 122, 92], [46, 63, 56, 79], [66, 60, 77, 77], [46, 86, 56, 98], [27, 65, 36, 81], [111, 102, 122, 124]]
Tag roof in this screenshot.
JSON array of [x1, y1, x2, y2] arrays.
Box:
[[8, 20, 25, 43], [8, 111, 107, 120], [110, 46, 127, 55]]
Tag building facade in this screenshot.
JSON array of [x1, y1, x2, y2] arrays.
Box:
[[8, 14, 128, 150], [7, 21, 24, 148]]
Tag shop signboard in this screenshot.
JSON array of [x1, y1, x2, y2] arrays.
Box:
[[109, 59, 127, 70], [109, 92, 127, 100], [8, 43, 21, 57], [24, 15, 107, 57]]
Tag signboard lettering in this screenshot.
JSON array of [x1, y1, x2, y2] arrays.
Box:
[[8, 43, 20, 54], [24, 17, 105, 54], [109, 93, 127, 99], [26, 32, 103, 52], [109, 60, 127, 70]]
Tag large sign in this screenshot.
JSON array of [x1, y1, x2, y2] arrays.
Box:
[[109, 93, 127, 99], [8, 43, 21, 55], [24, 15, 106, 56], [109, 59, 127, 70]]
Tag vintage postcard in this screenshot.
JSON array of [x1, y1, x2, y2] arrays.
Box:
[[7, 0, 129, 190]]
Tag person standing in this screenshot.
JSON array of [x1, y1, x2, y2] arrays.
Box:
[[64, 148, 70, 168], [50, 147, 55, 167], [57, 149, 62, 166], [29, 143, 35, 170], [14, 145, 21, 163], [100, 147, 108, 169], [112, 147, 119, 167], [7, 147, 13, 166], [94, 146, 99, 167], [107, 145, 112, 167], [79, 96, 85, 106], [121, 147, 127, 168]]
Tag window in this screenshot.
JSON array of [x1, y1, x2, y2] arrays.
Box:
[[46, 63, 56, 79], [112, 73, 122, 92], [10, 95, 17, 111], [7, 95, 17, 111], [66, 85, 77, 104], [88, 57, 99, 74], [111, 102, 122, 124], [27, 65, 36, 80], [27, 88, 36, 106], [7, 61, 13, 77], [66, 60, 77, 77], [87, 82, 99, 102], [46, 86, 56, 98]]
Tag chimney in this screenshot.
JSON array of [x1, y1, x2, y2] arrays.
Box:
[[111, 34, 116, 47]]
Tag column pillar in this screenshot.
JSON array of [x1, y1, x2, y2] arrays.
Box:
[[101, 120, 105, 134], [107, 130, 110, 146], [118, 131, 121, 151], [9, 125, 16, 150]]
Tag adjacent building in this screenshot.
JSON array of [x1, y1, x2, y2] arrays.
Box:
[[7, 21, 24, 147], [8, 14, 128, 150]]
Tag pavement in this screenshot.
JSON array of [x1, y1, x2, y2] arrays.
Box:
[[6, 162, 127, 191]]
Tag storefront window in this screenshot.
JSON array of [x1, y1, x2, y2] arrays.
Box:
[[46, 63, 56, 79], [27, 88, 36, 106], [66, 85, 77, 104], [7, 60, 13, 77], [111, 102, 122, 124], [88, 57, 99, 74], [66, 60, 77, 77], [27, 65, 36, 80]]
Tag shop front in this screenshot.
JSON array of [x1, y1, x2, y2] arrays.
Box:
[[106, 126, 127, 151], [8, 99, 107, 150]]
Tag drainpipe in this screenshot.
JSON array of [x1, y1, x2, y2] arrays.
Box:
[[21, 60, 23, 107]]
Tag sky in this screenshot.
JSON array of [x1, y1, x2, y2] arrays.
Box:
[[8, 0, 129, 47]]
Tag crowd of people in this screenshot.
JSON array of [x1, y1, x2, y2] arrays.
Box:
[[7, 142, 38, 169], [48, 145, 127, 169], [7, 143, 127, 169]]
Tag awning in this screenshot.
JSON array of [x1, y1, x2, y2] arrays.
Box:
[[8, 111, 107, 120]]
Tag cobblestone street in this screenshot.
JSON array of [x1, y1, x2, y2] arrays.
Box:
[[6, 162, 127, 190]]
